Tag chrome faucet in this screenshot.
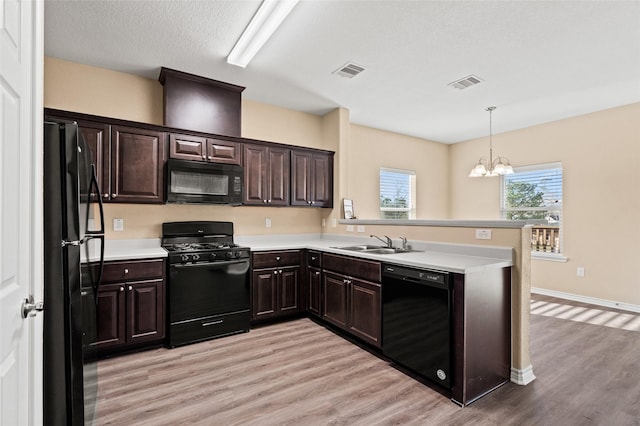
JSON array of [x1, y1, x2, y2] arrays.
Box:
[[399, 236, 408, 250], [370, 234, 393, 248]]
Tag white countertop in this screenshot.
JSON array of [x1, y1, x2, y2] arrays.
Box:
[[87, 234, 512, 274], [236, 234, 512, 274], [82, 238, 167, 263]]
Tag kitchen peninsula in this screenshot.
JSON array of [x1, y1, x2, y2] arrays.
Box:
[[86, 223, 528, 406]]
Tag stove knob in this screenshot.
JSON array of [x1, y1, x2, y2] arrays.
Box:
[[181, 254, 190, 262], [209, 252, 217, 261], [225, 251, 233, 259], [192, 254, 200, 262], [234, 251, 242, 258]]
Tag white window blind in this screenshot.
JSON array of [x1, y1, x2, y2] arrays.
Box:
[[380, 168, 415, 219], [501, 162, 563, 253]]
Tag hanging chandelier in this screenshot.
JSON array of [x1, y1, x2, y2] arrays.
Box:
[[468, 106, 514, 177]]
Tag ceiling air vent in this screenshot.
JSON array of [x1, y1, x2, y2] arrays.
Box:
[[448, 74, 483, 90], [333, 62, 366, 78]]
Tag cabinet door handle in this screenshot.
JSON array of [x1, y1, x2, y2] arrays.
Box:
[[128, 286, 132, 291], [119, 286, 124, 292]]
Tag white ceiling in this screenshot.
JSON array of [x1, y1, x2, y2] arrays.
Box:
[[44, 0, 640, 144]]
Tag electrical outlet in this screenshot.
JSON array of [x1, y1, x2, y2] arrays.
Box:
[[577, 267, 585, 277], [113, 218, 124, 231], [347, 225, 354, 232], [475, 229, 492, 240], [265, 218, 271, 228], [357, 225, 365, 233]]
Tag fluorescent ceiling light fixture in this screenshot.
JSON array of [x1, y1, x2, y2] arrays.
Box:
[[227, 0, 300, 68]]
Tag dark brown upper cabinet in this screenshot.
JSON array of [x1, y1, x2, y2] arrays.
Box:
[[111, 126, 166, 203], [45, 111, 167, 204], [169, 133, 242, 165], [159, 67, 245, 137], [72, 119, 111, 202], [243, 144, 290, 206], [291, 150, 334, 208]]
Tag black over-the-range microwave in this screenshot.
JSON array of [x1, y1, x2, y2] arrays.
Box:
[[166, 159, 244, 205]]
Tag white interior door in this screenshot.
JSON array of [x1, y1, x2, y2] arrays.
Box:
[[0, 1, 44, 425]]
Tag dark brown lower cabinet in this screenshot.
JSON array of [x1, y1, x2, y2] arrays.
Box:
[[251, 251, 303, 321], [307, 266, 322, 317], [252, 267, 300, 319], [95, 259, 166, 353], [322, 269, 381, 348]]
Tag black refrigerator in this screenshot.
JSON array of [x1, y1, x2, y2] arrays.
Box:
[[43, 119, 105, 425]]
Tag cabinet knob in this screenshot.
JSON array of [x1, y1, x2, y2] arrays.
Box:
[[112, 193, 117, 198], [273, 270, 278, 275], [119, 286, 124, 292], [315, 271, 320, 276], [102, 194, 109, 198], [128, 285, 132, 291], [124, 268, 129, 274], [311, 257, 316, 260], [207, 156, 213, 160], [308, 200, 312, 205], [202, 155, 206, 159], [268, 199, 272, 203], [263, 200, 267, 203], [276, 256, 281, 261]]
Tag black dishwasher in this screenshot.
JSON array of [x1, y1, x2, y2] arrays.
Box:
[[382, 263, 452, 389]]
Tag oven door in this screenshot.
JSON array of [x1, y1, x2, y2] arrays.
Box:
[[168, 258, 250, 347], [166, 159, 243, 205]]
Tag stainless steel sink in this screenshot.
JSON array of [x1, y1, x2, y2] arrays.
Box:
[[332, 245, 386, 251], [332, 245, 420, 255]]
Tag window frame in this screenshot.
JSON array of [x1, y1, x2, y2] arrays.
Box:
[[379, 167, 416, 220], [500, 162, 565, 259]]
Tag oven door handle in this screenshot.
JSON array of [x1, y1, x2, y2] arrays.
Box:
[[171, 259, 249, 269]]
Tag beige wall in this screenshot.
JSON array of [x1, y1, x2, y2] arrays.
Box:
[[450, 103, 640, 305], [44, 57, 328, 238], [346, 124, 450, 220]]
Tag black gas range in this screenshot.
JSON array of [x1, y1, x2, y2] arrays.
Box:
[[162, 221, 251, 347]]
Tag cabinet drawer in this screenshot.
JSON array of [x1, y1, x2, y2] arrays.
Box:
[[252, 250, 300, 268], [207, 139, 242, 165], [307, 250, 321, 268], [322, 253, 381, 283], [101, 259, 165, 283]]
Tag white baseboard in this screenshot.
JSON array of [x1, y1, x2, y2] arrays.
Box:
[[510, 365, 536, 385], [531, 287, 640, 314]]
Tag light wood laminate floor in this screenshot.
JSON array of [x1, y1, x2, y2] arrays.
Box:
[[96, 294, 640, 425]]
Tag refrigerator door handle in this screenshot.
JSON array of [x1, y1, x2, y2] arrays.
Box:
[[85, 163, 105, 236], [84, 163, 105, 303]]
